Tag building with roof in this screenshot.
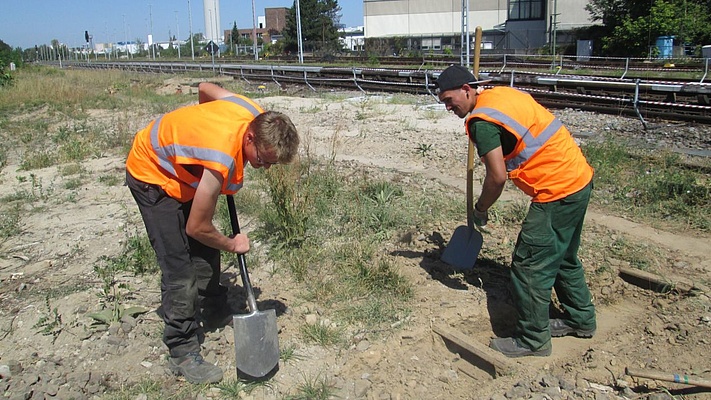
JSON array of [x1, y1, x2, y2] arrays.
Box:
[[363, 0, 597, 54]]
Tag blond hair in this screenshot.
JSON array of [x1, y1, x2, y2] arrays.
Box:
[[250, 111, 300, 163]]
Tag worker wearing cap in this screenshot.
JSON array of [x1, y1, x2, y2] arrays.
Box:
[[436, 65, 596, 358]]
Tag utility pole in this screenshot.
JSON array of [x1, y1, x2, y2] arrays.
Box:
[[551, 0, 559, 69], [251, 0, 258, 60], [175, 11, 181, 59], [296, 0, 304, 63], [188, 0, 195, 60], [461, 0, 470, 67], [123, 14, 131, 59], [149, 4, 155, 60]]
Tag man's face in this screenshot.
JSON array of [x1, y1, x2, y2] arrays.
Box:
[[438, 86, 471, 118]]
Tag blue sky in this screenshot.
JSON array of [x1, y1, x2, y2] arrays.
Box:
[[0, 0, 364, 50]]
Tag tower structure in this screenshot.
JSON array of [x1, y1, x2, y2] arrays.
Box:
[[203, 0, 221, 43]]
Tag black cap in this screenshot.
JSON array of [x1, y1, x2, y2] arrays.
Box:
[[435, 65, 491, 92]]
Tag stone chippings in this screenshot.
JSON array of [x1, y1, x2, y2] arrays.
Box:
[[1, 106, 708, 399]]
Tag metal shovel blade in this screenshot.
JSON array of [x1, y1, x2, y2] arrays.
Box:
[[441, 225, 483, 271], [233, 309, 279, 378]]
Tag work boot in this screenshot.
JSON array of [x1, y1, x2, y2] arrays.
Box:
[[168, 352, 223, 384], [549, 319, 596, 338], [489, 337, 552, 358]]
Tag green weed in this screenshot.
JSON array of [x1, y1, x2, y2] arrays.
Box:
[[300, 322, 343, 347], [60, 163, 85, 176], [98, 174, 122, 186], [89, 255, 148, 326], [280, 343, 304, 363], [33, 296, 63, 343], [416, 142, 433, 157], [583, 140, 711, 231], [20, 149, 56, 170], [0, 206, 21, 240], [286, 373, 337, 400], [63, 177, 83, 190]]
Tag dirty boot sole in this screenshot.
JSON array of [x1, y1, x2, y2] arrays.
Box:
[[489, 337, 552, 358], [168, 353, 223, 384], [549, 319, 595, 338]]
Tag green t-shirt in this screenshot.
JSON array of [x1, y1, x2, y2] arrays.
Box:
[[467, 119, 517, 157]]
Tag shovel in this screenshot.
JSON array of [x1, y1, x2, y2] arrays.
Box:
[[225, 195, 279, 379], [441, 26, 485, 271], [441, 139, 484, 270]]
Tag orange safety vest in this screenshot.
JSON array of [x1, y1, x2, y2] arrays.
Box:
[[466, 87, 593, 203], [126, 95, 264, 203]]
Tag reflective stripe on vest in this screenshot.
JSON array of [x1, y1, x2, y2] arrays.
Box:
[[149, 96, 260, 192], [473, 107, 563, 172]]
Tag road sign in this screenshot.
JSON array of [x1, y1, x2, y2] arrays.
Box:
[[205, 40, 219, 55]]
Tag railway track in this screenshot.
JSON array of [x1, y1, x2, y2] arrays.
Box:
[[60, 60, 711, 124]]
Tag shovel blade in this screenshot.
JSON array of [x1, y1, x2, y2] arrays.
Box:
[[233, 309, 279, 378], [441, 225, 483, 271]]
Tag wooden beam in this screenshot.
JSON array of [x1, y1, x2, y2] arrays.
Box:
[[433, 324, 515, 377], [619, 266, 709, 294]]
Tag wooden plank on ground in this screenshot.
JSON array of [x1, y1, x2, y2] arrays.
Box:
[[433, 324, 515, 377], [619, 266, 710, 294]]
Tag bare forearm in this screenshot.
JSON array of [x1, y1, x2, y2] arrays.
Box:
[[188, 225, 229, 250], [187, 224, 249, 254], [198, 82, 234, 104], [477, 177, 505, 211]]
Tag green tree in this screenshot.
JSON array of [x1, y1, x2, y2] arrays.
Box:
[[230, 21, 239, 46], [282, 0, 342, 55], [0, 39, 23, 68], [583, 0, 711, 56]]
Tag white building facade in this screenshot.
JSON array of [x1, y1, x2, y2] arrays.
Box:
[[363, 0, 596, 53]]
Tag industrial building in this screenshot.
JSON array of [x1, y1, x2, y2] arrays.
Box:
[[363, 0, 597, 54]]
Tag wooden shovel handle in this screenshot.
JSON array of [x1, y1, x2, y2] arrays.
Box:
[[467, 26, 483, 227], [473, 26, 483, 80]]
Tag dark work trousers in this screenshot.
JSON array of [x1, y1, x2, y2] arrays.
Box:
[[510, 181, 596, 352], [126, 172, 224, 358]]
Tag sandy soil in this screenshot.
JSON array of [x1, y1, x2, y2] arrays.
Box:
[[1, 80, 710, 399]]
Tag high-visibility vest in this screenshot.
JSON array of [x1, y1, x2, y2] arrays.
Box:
[[126, 95, 264, 203], [466, 87, 593, 203]]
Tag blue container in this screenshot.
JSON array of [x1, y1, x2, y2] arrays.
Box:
[[656, 36, 674, 58]]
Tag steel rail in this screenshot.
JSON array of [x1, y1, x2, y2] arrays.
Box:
[[61, 60, 711, 124]]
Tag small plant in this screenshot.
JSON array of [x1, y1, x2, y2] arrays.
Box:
[[416, 143, 433, 157], [280, 343, 304, 363], [98, 174, 122, 186], [59, 163, 85, 176], [29, 173, 51, 200], [215, 378, 267, 398], [88, 255, 148, 326], [0, 207, 21, 241], [300, 322, 342, 347], [286, 373, 337, 400], [63, 177, 83, 190], [33, 296, 63, 343], [20, 149, 56, 170]]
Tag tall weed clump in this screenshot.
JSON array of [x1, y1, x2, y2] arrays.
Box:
[[249, 153, 458, 336], [583, 140, 711, 231]]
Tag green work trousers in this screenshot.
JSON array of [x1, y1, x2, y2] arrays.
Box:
[[510, 181, 596, 352]]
